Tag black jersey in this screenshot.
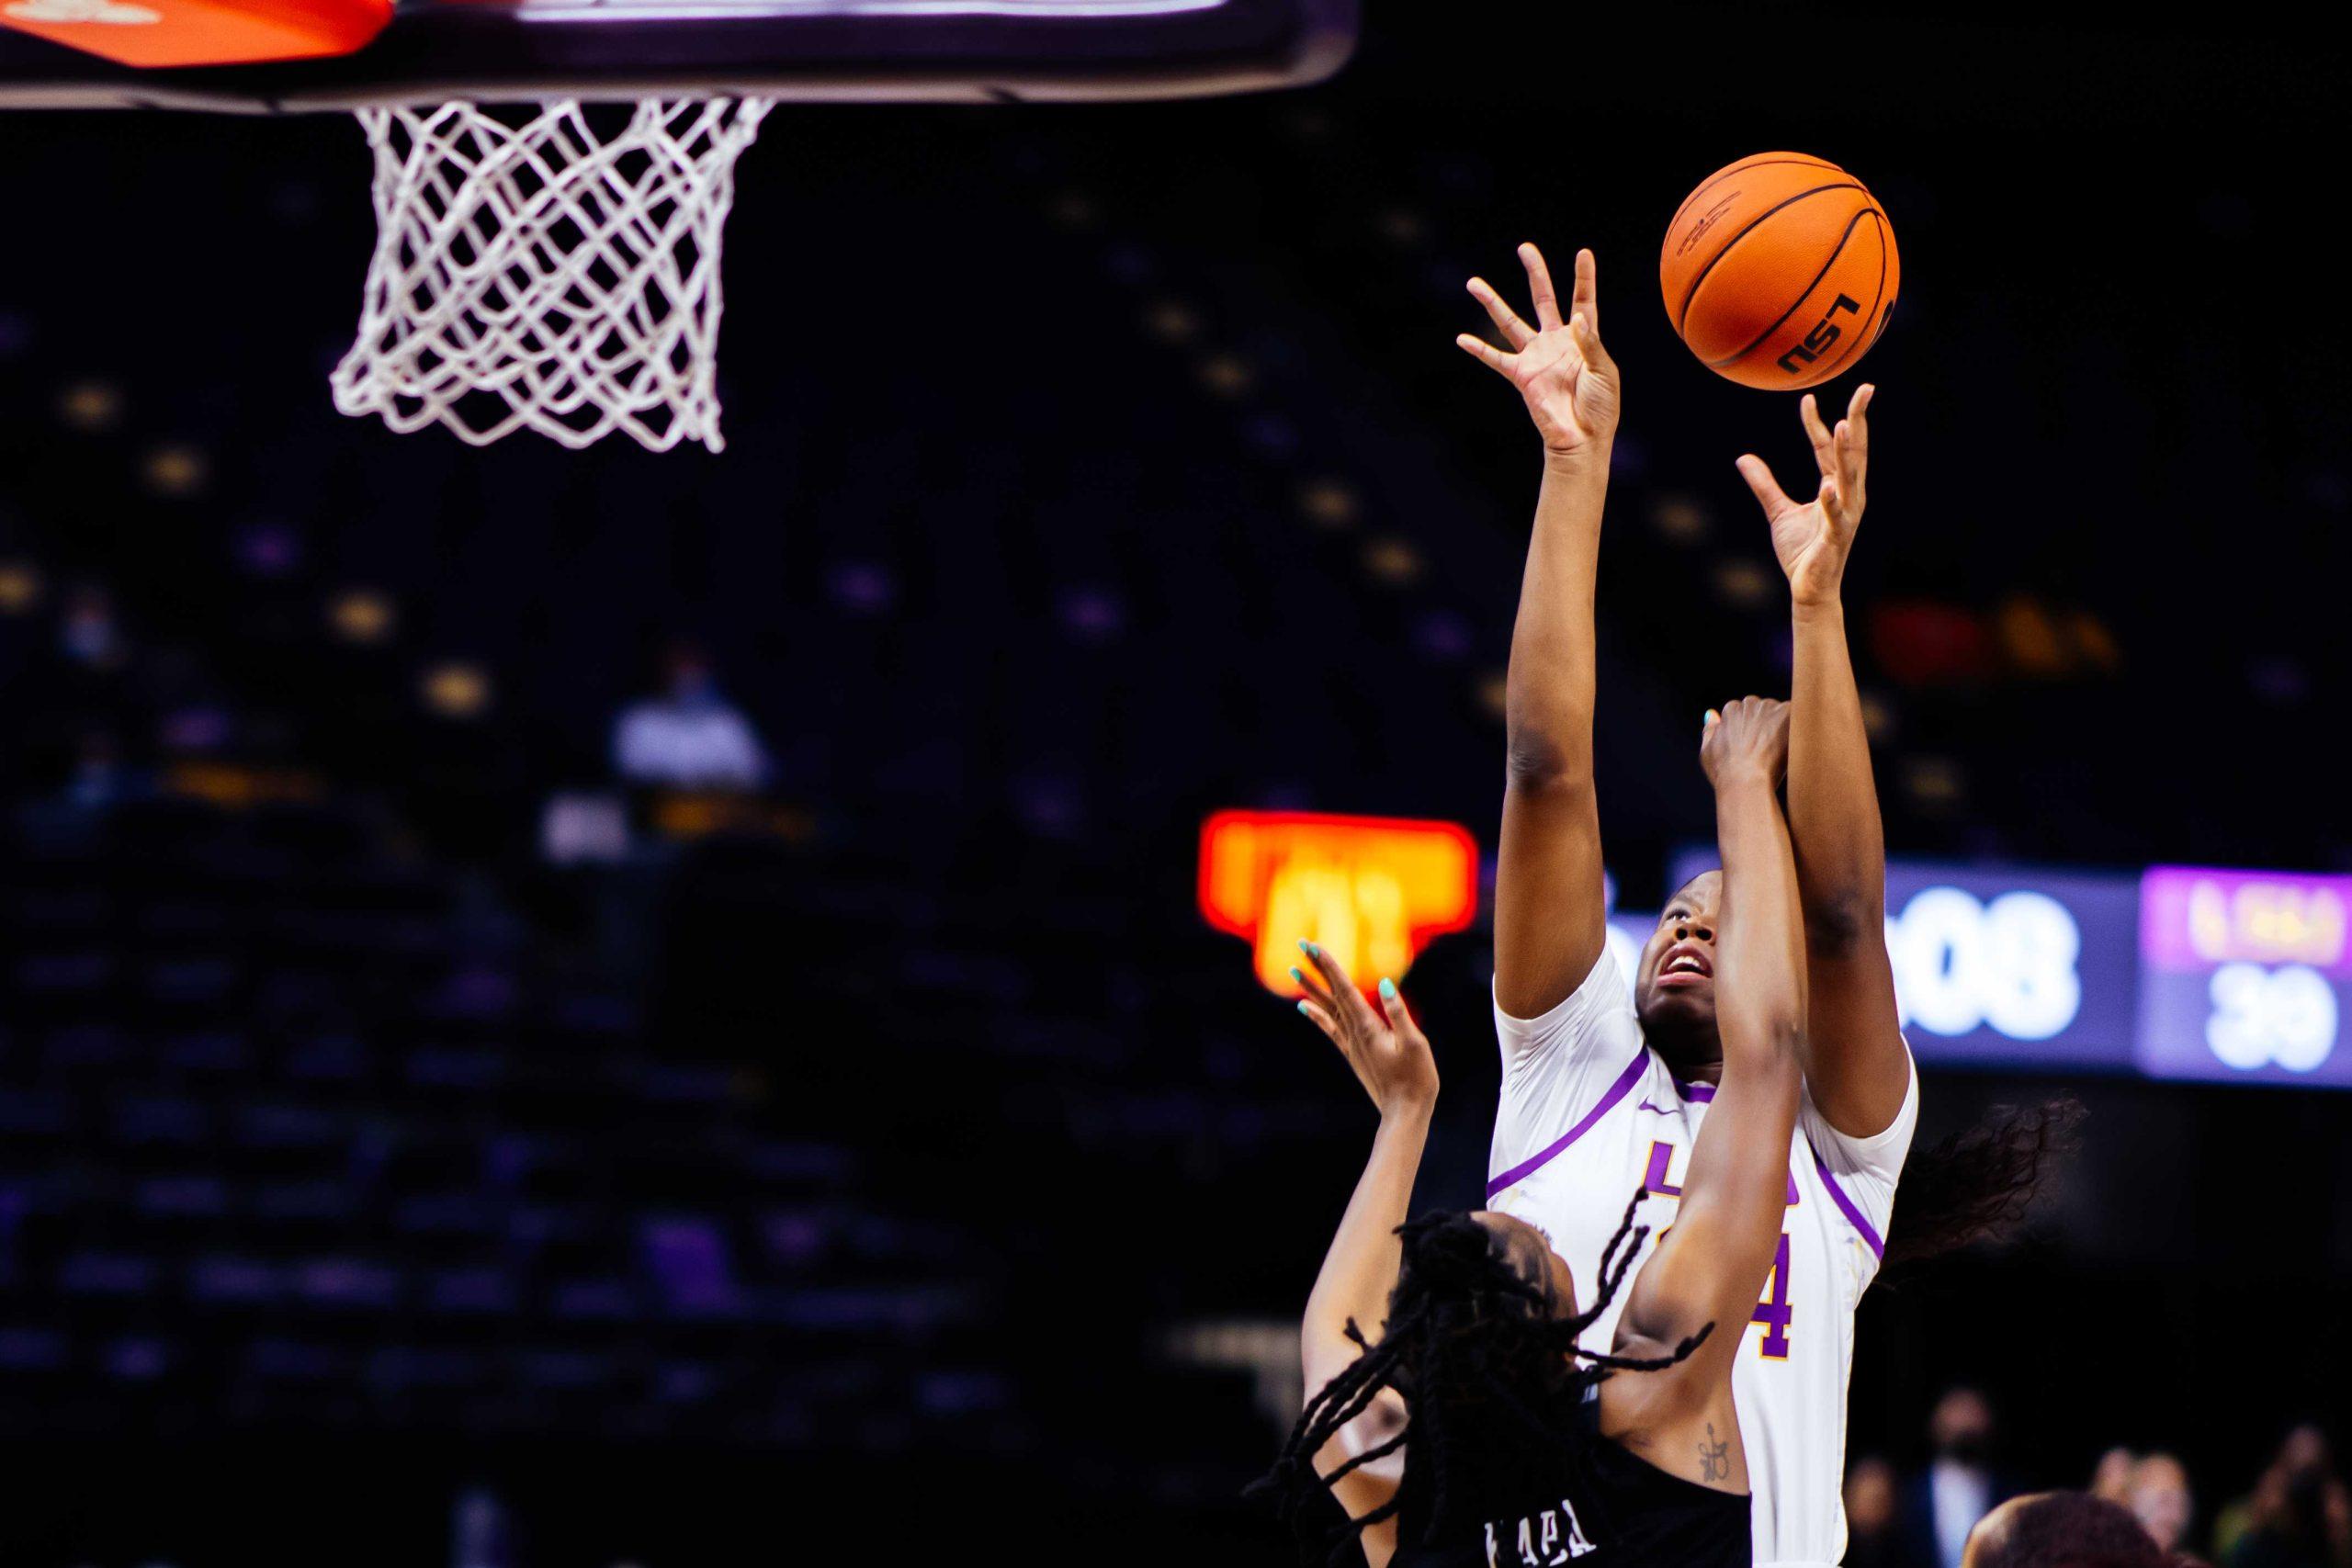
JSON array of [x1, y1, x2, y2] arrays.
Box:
[[1385, 1390, 1750, 1568]]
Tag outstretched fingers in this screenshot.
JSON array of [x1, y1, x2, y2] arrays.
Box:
[[1520, 242, 1564, 331], [1466, 276, 1535, 349], [1291, 947, 1341, 1017], [1302, 940, 1371, 1021], [1375, 978, 1427, 1052], [1842, 382, 1872, 499], [1568, 247, 1600, 337], [1568, 310, 1606, 372], [1301, 940, 1397, 1045], [1735, 453, 1797, 518], [1455, 333, 1516, 377], [1827, 383, 1873, 522], [1291, 951, 1351, 1052], [1800, 392, 1837, 476]]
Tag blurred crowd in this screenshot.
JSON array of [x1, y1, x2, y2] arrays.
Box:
[[1846, 1391, 2348, 1568], [6, 39, 2352, 1564], [4, 354, 2348, 1568]]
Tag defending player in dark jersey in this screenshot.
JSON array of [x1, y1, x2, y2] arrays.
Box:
[[1255, 696, 1807, 1567]]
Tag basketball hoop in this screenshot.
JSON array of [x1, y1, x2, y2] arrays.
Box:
[[1, 0, 1359, 452], [331, 96, 771, 453]]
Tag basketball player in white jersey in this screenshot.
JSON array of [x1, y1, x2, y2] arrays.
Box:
[[1453, 243, 1915, 1567]]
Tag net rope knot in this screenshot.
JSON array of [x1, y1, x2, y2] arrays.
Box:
[[332, 97, 771, 453]]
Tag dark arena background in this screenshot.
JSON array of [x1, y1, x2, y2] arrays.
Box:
[[3, 4, 2350, 1564]]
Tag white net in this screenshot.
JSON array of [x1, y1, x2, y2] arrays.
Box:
[[331, 97, 772, 453]]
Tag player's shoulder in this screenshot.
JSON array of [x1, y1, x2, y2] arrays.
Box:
[[1799, 1044, 1920, 1177], [1793, 1116, 1904, 1278], [1493, 944, 1642, 1054]]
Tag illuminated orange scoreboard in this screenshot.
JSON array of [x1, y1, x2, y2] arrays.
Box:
[[1197, 810, 1479, 998]]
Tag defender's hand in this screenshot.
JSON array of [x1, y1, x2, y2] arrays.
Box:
[[1700, 697, 1790, 791], [1737, 383, 1874, 608], [1292, 941, 1438, 1119], [1456, 245, 1620, 458]]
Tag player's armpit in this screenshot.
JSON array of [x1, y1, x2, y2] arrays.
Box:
[[1493, 766, 1609, 1021], [1797, 937, 1912, 1138]]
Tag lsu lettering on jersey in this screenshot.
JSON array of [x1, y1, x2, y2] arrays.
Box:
[[1485, 947, 1917, 1568]]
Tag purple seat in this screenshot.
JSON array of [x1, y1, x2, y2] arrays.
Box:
[[59, 1252, 160, 1296], [294, 1256, 403, 1311], [113, 1095, 211, 1145], [548, 1278, 639, 1322], [188, 1255, 285, 1305], [0, 1327, 68, 1371], [245, 1337, 350, 1381], [136, 1173, 231, 1217], [640, 1215, 742, 1317], [427, 1267, 520, 1316], [391, 1191, 497, 1237]]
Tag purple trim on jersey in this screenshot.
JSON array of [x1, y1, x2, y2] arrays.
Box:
[[1809, 1141, 1886, 1260], [1487, 1050, 1649, 1200], [1673, 1077, 1716, 1103]]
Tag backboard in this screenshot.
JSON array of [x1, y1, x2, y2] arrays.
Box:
[[0, 0, 1357, 451], [0, 0, 1358, 111]]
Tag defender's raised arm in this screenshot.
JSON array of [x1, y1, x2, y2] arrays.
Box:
[[1605, 699, 1807, 1483], [1459, 245, 1621, 1019], [1287, 942, 1437, 1562]]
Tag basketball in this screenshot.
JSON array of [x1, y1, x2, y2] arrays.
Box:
[[1661, 152, 1899, 390]]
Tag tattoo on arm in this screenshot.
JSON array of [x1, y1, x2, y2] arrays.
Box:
[[1698, 1422, 1729, 1483]]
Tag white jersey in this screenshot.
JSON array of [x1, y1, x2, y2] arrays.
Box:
[[1487, 947, 1917, 1568]]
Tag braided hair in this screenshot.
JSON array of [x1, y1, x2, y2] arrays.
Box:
[[1883, 1096, 2085, 1269], [1250, 1191, 1710, 1565]]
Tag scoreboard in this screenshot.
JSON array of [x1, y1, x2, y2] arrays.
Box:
[[1632, 853, 2352, 1089], [1196, 810, 2352, 1090], [2134, 866, 2351, 1088]]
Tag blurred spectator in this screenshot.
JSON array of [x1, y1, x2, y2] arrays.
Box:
[[1849, 1455, 1917, 1568], [64, 727, 136, 809], [2214, 1430, 2311, 1558], [2220, 1427, 2351, 1568], [450, 1485, 513, 1568], [1962, 1491, 2167, 1568], [1908, 1388, 2022, 1568], [612, 642, 769, 792], [2095, 1449, 2143, 1503], [58, 581, 127, 671], [2131, 1453, 2195, 1555]]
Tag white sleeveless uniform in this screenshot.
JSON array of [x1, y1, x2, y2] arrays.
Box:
[[1486, 947, 1917, 1568]]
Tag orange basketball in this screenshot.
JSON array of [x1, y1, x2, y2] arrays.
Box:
[[1660, 152, 1898, 390]]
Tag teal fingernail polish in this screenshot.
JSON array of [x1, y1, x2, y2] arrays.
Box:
[[1379, 977, 1397, 999], [1289, 966, 1305, 984], [1297, 939, 1315, 955], [1297, 1000, 1312, 1016]]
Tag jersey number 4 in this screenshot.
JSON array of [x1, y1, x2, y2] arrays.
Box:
[[1645, 1140, 1794, 1359], [1751, 1233, 1793, 1359]]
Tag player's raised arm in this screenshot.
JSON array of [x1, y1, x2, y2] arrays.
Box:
[[1605, 700, 1806, 1476], [1736, 386, 1912, 1138], [1458, 245, 1621, 1019], [1288, 942, 1438, 1560]]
